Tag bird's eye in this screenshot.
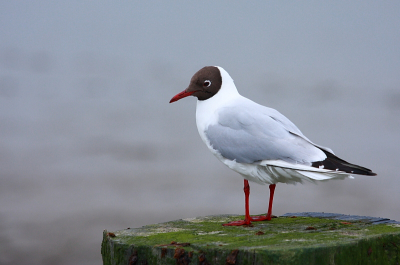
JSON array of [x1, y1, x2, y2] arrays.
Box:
[[203, 80, 211, 87]]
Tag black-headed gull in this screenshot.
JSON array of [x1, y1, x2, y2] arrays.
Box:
[[170, 66, 376, 226]]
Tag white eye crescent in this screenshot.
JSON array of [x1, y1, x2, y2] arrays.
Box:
[[203, 80, 211, 87]]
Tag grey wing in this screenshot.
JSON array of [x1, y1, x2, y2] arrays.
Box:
[[261, 106, 334, 154], [205, 101, 327, 164]]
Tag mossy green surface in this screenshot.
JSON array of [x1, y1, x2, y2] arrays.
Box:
[[101, 215, 400, 265]]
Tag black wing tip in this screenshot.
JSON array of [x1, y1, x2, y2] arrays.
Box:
[[351, 170, 377, 176], [312, 150, 377, 176]]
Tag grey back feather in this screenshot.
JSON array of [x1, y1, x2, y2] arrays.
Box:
[[205, 97, 328, 164]]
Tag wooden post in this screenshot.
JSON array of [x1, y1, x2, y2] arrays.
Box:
[[101, 213, 400, 265]]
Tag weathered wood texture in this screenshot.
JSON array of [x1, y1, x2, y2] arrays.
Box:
[[101, 213, 400, 265]]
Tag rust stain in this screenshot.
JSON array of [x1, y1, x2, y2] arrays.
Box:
[[174, 248, 191, 265], [161, 248, 167, 258], [198, 253, 210, 265], [367, 247, 372, 256], [128, 250, 138, 265], [226, 249, 239, 265], [106, 232, 116, 237], [174, 248, 185, 259]]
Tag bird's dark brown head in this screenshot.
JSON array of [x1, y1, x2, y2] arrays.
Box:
[[169, 66, 222, 103]]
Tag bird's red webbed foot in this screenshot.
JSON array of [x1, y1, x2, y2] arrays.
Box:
[[222, 214, 274, 226], [222, 215, 272, 226], [250, 214, 272, 222], [222, 218, 252, 226]]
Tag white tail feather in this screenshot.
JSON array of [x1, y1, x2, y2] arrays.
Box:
[[223, 158, 352, 185]]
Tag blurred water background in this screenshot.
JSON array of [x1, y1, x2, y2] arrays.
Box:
[[1, 1, 399, 264]]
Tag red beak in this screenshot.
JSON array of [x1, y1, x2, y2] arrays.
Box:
[[169, 89, 195, 103]]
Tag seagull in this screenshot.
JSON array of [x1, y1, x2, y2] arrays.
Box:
[[169, 66, 376, 226]]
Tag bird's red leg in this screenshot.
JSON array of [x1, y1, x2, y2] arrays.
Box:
[[266, 184, 276, 219], [223, 180, 252, 226], [251, 184, 276, 222]]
